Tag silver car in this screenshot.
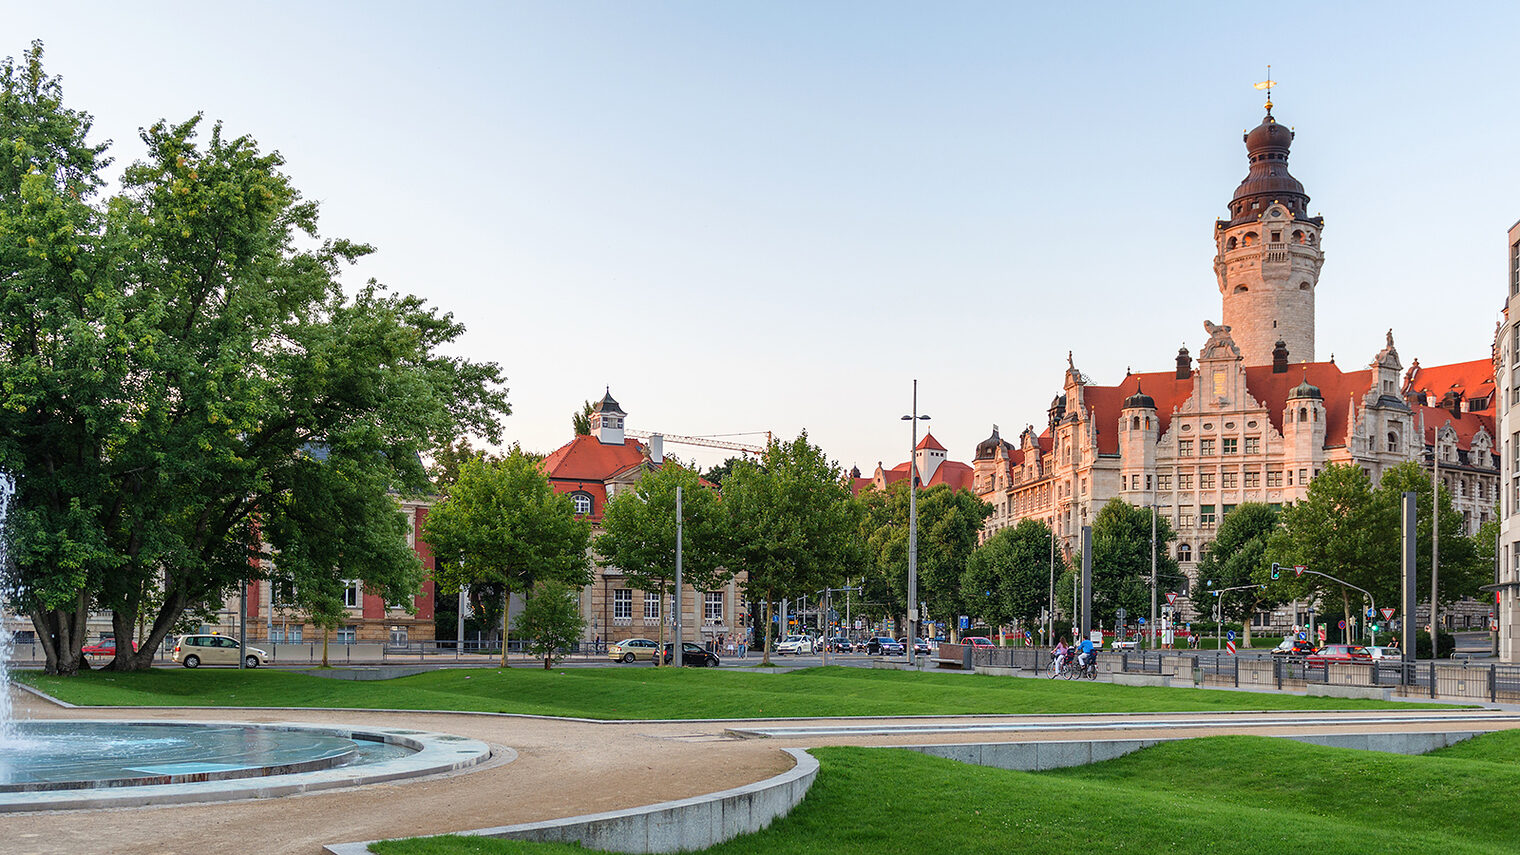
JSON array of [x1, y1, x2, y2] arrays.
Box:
[[172, 634, 270, 668]]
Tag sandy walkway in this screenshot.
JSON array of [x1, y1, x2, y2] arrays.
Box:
[[5, 686, 1518, 855]]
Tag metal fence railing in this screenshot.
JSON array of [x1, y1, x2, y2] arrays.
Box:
[[964, 645, 1520, 704]]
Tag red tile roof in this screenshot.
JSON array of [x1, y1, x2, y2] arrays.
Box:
[[1404, 358, 1496, 413], [540, 434, 647, 483], [1416, 404, 1494, 448], [915, 432, 947, 452]]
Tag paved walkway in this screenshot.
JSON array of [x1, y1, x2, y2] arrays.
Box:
[[7, 686, 1520, 855]]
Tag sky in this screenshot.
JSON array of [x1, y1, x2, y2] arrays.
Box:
[[9, 2, 1520, 472]]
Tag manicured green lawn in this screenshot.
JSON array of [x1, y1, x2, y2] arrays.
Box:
[[371, 731, 1520, 854], [19, 665, 1454, 718]]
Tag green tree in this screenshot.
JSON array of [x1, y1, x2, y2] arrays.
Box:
[[422, 452, 591, 666], [721, 433, 864, 665], [1267, 464, 1382, 640], [0, 45, 509, 676], [514, 579, 587, 669], [859, 483, 991, 639], [1057, 499, 1180, 634], [1196, 503, 1279, 647], [593, 462, 727, 663], [571, 401, 594, 436], [1373, 461, 1487, 611], [703, 456, 745, 488], [962, 519, 1063, 638]]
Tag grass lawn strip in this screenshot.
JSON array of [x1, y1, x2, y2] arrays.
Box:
[[18, 666, 1458, 719], [370, 733, 1520, 854]]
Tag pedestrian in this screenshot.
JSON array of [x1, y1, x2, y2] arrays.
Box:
[[737, 635, 748, 659]]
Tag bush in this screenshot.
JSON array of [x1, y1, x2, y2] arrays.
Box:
[[1414, 630, 1456, 659]]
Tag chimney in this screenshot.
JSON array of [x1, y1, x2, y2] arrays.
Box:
[[1272, 340, 1289, 374], [1176, 346, 1192, 380], [649, 434, 664, 464]]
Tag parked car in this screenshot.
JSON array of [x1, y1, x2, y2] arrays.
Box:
[[1110, 640, 1139, 650], [82, 638, 138, 658], [1305, 643, 1372, 665], [1271, 638, 1317, 658], [171, 634, 269, 668], [774, 635, 815, 655], [866, 637, 905, 656], [962, 636, 995, 649], [1365, 645, 1404, 660], [662, 641, 720, 667], [608, 637, 660, 663], [826, 637, 853, 653]]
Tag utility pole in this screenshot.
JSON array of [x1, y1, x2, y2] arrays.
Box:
[[1150, 505, 1158, 650], [1431, 447, 1440, 655], [1048, 525, 1056, 648], [674, 485, 683, 664], [902, 380, 930, 666]]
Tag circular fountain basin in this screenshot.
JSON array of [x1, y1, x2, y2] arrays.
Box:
[[0, 720, 495, 811]]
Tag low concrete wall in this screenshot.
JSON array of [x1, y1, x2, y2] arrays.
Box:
[[904, 730, 1482, 775], [1308, 683, 1393, 702], [972, 665, 1020, 677], [1110, 673, 1171, 688], [299, 665, 434, 681], [324, 748, 818, 855]]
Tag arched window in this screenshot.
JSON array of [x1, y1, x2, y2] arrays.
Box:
[[1131, 416, 1141, 430], [1227, 236, 1238, 250], [1234, 285, 1248, 293], [1299, 282, 1311, 291], [1177, 543, 1192, 563], [1292, 230, 1304, 244], [1298, 407, 1308, 422], [571, 492, 593, 515], [1387, 432, 1399, 452], [1243, 232, 1258, 247]]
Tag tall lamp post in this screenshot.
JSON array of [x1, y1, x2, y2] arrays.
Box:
[[902, 380, 930, 667]]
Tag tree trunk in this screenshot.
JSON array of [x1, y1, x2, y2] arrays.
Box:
[[108, 588, 188, 672], [31, 591, 92, 676], [321, 627, 330, 668], [500, 588, 510, 668], [761, 595, 774, 666], [1242, 601, 1254, 648]]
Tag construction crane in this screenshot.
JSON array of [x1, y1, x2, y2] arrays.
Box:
[[626, 430, 770, 456]]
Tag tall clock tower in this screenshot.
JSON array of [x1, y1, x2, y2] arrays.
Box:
[[1213, 101, 1324, 367]]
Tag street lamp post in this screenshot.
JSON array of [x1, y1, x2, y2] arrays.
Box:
[[902, 380, 930, 667]]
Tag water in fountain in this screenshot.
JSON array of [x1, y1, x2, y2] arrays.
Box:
[[0, 472, 13, 743]]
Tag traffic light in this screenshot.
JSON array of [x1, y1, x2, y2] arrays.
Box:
[[1270, 562, 1281, 580]]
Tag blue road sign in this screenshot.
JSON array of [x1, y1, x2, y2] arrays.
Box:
[[1138, 617, 1146, 625], [1365, 608, 1376, 618], [1227, 630, 1235, 641], [958, 615, 969, 630], [1297, 632, 1306, 641]]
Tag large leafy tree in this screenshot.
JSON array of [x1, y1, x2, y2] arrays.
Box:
[[0, 44, 510, 674], [422, 453, 591, 666], [1058, 498, 1180, 632], [1195, 503, 1279, 647], [721, 433, 864, 665], [1266, 463, 1383, 639], [859, 483, 991, 638], [961, 519, 1063, 638], [1372, 461, 1486, 611], [593, 462, 727, 662]]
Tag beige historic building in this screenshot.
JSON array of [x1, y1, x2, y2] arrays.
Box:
[[974, 102, 1498, 632], [1497, 220, 1520, 662]]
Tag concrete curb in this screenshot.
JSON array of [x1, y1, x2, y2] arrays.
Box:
[[323, 747, 819, 855], [900, 730, 1483, 772]]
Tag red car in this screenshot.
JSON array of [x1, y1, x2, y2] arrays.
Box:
[[962, 636, 995, 649], [82, 638, 138, 657], [1305, 644, 1371, 665]]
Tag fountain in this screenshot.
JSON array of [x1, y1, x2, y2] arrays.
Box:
[[0, 474, 492, 810]]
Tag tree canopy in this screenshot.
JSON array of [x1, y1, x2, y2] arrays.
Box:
[[859, 482, 991, 637], [0, 43, 511, 675], [422, 453, 591, 666], [720, 433, 864, 664], [1196, 502, 1279, 646], [962, 518, 1062, 636], [1058, 499, 1180, 632]]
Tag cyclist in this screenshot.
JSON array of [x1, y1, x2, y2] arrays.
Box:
[[1050, 640, 1069, 677], [1076, 636, 1096, 674]]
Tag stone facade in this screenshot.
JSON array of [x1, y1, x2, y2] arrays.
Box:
[[1498, 221, 1520, 662], [975, 105, 1499, 633]]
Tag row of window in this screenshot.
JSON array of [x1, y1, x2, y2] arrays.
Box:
[[612, 588, 725, 622], [1177, 437, 1261, 457]]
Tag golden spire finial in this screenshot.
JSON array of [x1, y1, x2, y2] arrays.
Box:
[[1253, 65, 1276, 114]]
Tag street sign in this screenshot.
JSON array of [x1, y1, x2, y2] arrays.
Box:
[[1166, 592, 1178, 605], [1366, 608, 1376, 618], [958, 615, 969, 630], [1138, 617, 1146, 625], [1226, 641, 1236, 655], [1227, 630, 1236, 641], [1338, 619, 1347, 630], [1297, 631, 1306, 641], [1381, 608, 1396, 621], [1294, 565, 1306, 577]]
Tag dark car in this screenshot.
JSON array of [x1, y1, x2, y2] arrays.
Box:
[[866, 637, 905, 656], [82, 638, 138, 658], [662, 641, 720, 667], [826, 637, 853, 653], [1271, 639, 1317, 658], [900, 637, 931, 656]]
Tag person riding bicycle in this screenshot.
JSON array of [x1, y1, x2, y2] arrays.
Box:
[[1076, 636, 1095, 672], [1051, 640, 1069, 676]]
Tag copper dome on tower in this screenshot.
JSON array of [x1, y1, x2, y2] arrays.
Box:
[[1224, 109, 1314, 226]]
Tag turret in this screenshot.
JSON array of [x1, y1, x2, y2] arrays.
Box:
[[1119, 383, 1159, 502], [590, 388, 627, 445]]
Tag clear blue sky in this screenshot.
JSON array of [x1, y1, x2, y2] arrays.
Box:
[[11, 2, 1518, 471]]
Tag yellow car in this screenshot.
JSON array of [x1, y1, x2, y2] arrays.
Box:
[[608, 638, 659, 663], [171, 634, 270, 668]]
